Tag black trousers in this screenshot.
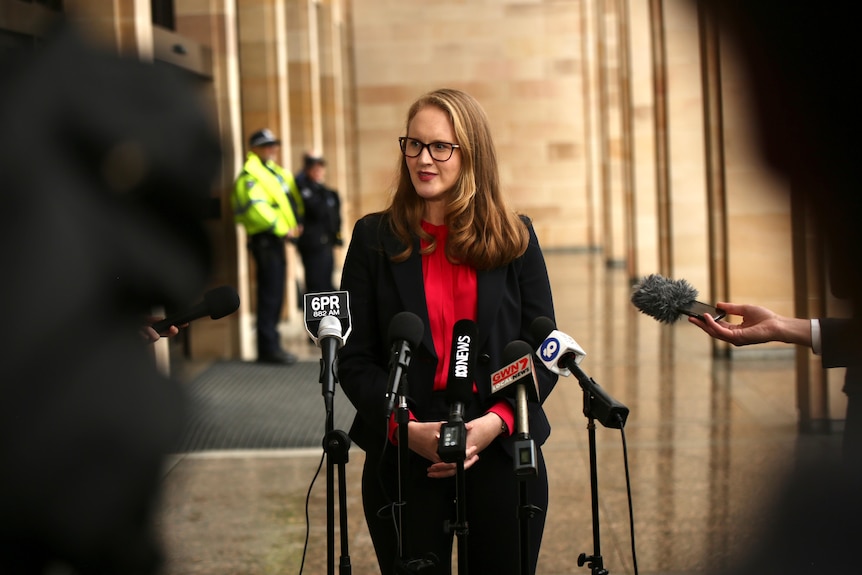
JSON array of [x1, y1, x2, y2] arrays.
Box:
[[300, 246, 335, 294], [248, 233, 286, 356], [360, 431, 548, 575]]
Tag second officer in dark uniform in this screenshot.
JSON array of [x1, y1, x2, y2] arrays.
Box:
[[295, 152, 342, 294]]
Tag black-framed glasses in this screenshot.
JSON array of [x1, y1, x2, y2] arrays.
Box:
[[398, 136, 460, 162]]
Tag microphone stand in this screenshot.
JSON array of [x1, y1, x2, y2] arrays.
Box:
[[441, 419, 469, 575], [393, 381, 438, 574], [565, 360, 627, 575], [576, 387, 609, 575], [395, 391, 411, 571], [320, 352, 352, 575], [513, 385, 541, 575]]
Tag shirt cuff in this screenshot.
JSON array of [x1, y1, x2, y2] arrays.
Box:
[[487, 401, 516, 438], [811, 318, 822, 355]]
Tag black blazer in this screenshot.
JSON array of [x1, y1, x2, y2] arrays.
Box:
[[821, 317, 861, 368], [338, 212, 558, 456]]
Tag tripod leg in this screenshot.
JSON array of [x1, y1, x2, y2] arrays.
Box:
[[456, 459, 468, 574], [327, 453, 335, 575], [337, 460, 352, 574], [325, 430, 352, 575], [576, 416, 608, 575], [519, 481, 529, 575]]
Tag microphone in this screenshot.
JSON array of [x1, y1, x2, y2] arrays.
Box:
[[317, 315, 343, 408], [490, 340, 540, 404], [529, 316, 629, 429], [150, 285, 239, 334], [437, 319, 478, 463], [490, 340, 539, 475], [529, 324, 586, 378], [383, 311, 424, 419], [303, 290, 352, 345], [630, 273, 702, 324]]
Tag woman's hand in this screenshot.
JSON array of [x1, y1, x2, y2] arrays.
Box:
[[465, 412, 505, 457], [416, 413, 504, 479], [409, 420, 480, 479], [407, 420, 445, 463]]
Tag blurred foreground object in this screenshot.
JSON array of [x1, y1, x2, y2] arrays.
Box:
[[0, 25, 221, 574]]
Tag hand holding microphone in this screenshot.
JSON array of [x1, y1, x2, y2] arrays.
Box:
[[689, 301, 815, 348], [141, 319, 179, 343], [148, 285, 240, 338]]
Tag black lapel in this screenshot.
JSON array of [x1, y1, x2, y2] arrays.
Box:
[[381, 228, 434, 357], [476, 266, 507, 352]]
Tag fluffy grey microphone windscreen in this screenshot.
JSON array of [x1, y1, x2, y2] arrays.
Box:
[[630, 274, 698, 324]]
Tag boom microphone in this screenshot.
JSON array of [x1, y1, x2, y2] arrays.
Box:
[[150, 285, 240, 334], [383, 311, 425, 419], [530, 316, 628, 429], [630, 273, 699, 324], [438, 319, 478, 463]]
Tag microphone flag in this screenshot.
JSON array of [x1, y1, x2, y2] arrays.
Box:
[[491, 340, 540, 402], [304, 291, 352, 345]]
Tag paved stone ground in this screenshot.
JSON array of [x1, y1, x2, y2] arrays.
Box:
[[156, 252, 848, 574]]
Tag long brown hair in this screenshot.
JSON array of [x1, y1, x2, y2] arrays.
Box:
[[384, 88, 528, 270]]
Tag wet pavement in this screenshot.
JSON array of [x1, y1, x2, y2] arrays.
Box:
[[155, 251, 842, 574]]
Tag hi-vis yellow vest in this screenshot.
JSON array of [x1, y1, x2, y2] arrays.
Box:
[[232, 153, 303, 237]]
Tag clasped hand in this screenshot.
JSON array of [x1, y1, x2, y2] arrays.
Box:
[[407, 413, 503, 479]]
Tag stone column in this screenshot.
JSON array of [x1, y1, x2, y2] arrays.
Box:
[[174, 0, 247, 359], [65, 0, 153, 59], [236, 0, 300, 325], [286, 0, 319, 166]]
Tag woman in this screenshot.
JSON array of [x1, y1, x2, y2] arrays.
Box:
[[338, 88, 558, 574]]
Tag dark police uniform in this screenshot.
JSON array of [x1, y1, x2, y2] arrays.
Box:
[[295, 168, 342, 294]]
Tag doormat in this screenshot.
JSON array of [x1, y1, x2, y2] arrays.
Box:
[[174, 360, 356, 452]]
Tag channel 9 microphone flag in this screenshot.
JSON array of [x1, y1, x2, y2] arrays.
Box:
[[304, 291, 352, 345]]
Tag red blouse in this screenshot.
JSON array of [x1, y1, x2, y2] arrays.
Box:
[[421, 221, 478, 391], [387, 221, 514, 443]]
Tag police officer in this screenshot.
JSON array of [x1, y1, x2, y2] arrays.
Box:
[[295, 152, 342, 295], [232, 129, 304, 365]]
